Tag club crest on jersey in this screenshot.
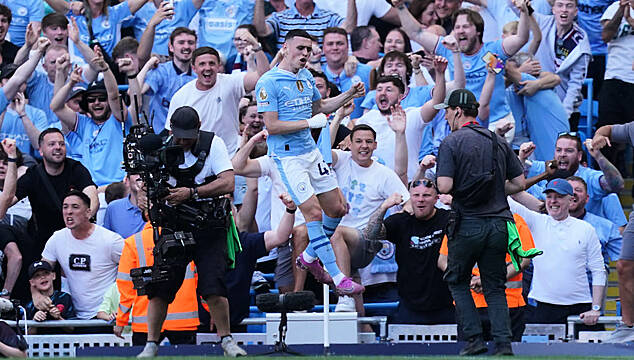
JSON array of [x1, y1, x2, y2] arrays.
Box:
[[296, 80, 304, 92], [259, 88, 268, 100]]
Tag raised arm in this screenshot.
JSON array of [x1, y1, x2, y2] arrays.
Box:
[[363, 193, 403, 240], [330, 102, 354, 146], [4, 38, 50, 100], [128, 0, 150, 14], [314, 82, 366, 115], [236, 177, 259, 233], [231, 130, 266, 177], [527, 14, 542, 55], [341, 0, 358, 33], [136, 2, 173, 65], [389, 104, 408, 185], [82, 184, 100, 217], [264, 193, 297, 250], [43, 0, 71, 13], [14, 93, 41, 149], [479, 67, 497, 121], [502, 0, 531, 56], [447, 50, 465, 92], [137, 56, 160, 95], [69, 17, 98, 82], [584, 138, 625, 193], [0, 140, 18, 220], [421, 56, 447, 122], [240, 32, 270, 92], [117, 57, 142, 124], [51, 58, 79, 132], [391, 0, 439, 52], [95, 47, 131, 124], [14, 23, 39, 66], [254, 0, 274, 37], [601, 0, 627, 43]]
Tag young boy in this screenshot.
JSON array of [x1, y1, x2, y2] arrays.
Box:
[[26, 261, 75, 321]]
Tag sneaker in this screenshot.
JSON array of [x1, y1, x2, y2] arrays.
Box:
[[296, 254, 333, 284], [335, 277, 365, 296], [136, 342, 158, 358], [605, 324, 634, 343], [459, 336, 488, 356], [335, 295, 355, 312], [493, 342, 514, 356], [221, 336, 247, 357]]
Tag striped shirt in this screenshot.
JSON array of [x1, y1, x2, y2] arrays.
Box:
[[266, 4, 343, 49]]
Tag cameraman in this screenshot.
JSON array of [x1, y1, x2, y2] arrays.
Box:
[[0, 320, 26, 358], [138, 106, 244, 357]]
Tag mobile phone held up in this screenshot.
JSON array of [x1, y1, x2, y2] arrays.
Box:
[[482, 51, 504, 74]]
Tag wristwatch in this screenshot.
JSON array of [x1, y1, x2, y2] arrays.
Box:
[[192, 187, 200, 200], [0, 289, 10, 297], [592, 305, 601, 311]]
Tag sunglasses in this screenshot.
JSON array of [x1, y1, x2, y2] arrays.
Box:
[[86, 96, 107, 103], [557, 131, 579, 139], [408, 178, 437, 191]]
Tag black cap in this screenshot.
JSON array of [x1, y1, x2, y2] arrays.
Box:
[[170, 106, 200, 139], [28, 261, 54, 279], [84, 80, 107, 96], [434, 88, 479, 110], [0, 64, 19, 81]]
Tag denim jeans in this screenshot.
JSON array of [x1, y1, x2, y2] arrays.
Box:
[[445, 217, 512, 344]]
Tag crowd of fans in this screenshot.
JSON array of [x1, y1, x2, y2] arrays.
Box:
[[0, 0, 630, 353]]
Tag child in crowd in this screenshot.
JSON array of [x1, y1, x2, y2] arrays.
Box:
[[26, 261, 75, 321]]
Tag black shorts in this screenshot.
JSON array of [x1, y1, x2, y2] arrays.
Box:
[[147, 226, 228, 302]]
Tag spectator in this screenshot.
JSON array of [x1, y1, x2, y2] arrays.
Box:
[[521, 133, 625, 226], [396, 4, 530, 137], [115, 222, 199, 346], [112, 37, 141, 84], [596, 0, 634, 174], [408, 0, 439, 29], [128, 0, 202, 59], [51, 48, 141, 186], [576, 0, 614, 95], [356, 71, 445, 181], [25, 261, 75, 322], [351, 26, 382, 64], [104, 181, 127, 204], [504, 53, 569, 156], [137, 27, 197, 133], [44, 0, 148, 56], [439, 213, 536, 342], [96, 282, 119, 322], [226, 24, 273, 74], [0, 64, 48, 159], [322, 27, 372, 119], [314, 0, 400, 26], [103, 173, 146, 239], [0, 4, 18, 65], [533, 0, 592, 127], [328, 123, 410, 312], [0, 1, 42, 47], [34, 190, 123, 320], [165, 46, 267, 157], [384, 28, 412, 54], [253, 0, 358, 50], [509, 179, 606, 329]]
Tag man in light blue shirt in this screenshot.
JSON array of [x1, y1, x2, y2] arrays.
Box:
[[0, 0, 43, 47], [321, 27, 371, 119], [103, 173, 146, 239], [256, 29, 366, 296]]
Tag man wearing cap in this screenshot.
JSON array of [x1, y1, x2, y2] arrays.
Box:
[[139, 105, 245, 357], [0, 63, 48, 159], [436, 88, 525, 356], [51, 48, 141, 186], [508, 179, 606, 329]]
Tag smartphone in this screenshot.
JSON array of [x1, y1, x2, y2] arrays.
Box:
[[482, 51, 504, 73]]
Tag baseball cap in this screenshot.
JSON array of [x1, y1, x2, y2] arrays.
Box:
[[433, 88, 479, 110], [68, 83, 87, 100], [170, 106, 200, 139], [0, 64, 18, 81], [543, 178, 573, 196], [28, 261, 54, 279]]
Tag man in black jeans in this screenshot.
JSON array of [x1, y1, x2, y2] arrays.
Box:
[[436, 89, 525, 356]]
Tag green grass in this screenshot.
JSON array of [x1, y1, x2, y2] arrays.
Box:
[[66, 357, 628, 360]]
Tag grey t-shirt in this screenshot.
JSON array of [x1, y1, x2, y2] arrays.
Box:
[[437, 124, 524, 219], [611, 121, 634, 145]]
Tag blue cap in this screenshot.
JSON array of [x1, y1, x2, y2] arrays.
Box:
[[543, 178, 573, 196]]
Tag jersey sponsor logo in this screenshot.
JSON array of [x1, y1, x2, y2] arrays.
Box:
[[409, 230, 443, 250], [204, 18, 238, 32], [577, 3, 609, 15], [69, 254, 91, 271], [283, 95, 312, 109], [259, 87, 268, 100], [296, 80, 304, 92]]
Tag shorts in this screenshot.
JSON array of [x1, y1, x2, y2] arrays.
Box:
[[147, 227, 228, 302], [274, 243, 294, 289], [272, 148, 338, 205], [349, 229, 383, 270], [620, 214, 634, 261]]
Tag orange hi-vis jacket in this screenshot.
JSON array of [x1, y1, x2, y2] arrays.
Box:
[[116, 223, 199, 333], [440, 214, 536, 308]]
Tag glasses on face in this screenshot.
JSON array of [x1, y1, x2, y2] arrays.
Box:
[[557, 131, 579, 138], [86, 96, 107, 103], [409, 178, 437, 191]]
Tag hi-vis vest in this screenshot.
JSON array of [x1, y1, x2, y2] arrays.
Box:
[[116, 223, 199, 332], [440, 214, 536, 308]]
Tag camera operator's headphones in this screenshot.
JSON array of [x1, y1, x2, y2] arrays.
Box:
[[79, 80, 108, 113]]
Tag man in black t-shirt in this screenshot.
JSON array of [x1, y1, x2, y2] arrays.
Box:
[[363, 179, 455, 325], [436, 89, 525, 356], [0, 128, 97, 301]]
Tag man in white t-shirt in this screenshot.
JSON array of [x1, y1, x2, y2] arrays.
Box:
[[509, 179, 606, 327], [356, 69, 445, 181], [37, 190, 124, 320], [329, 123, 409, 311], [165, 47, 267, 157]]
